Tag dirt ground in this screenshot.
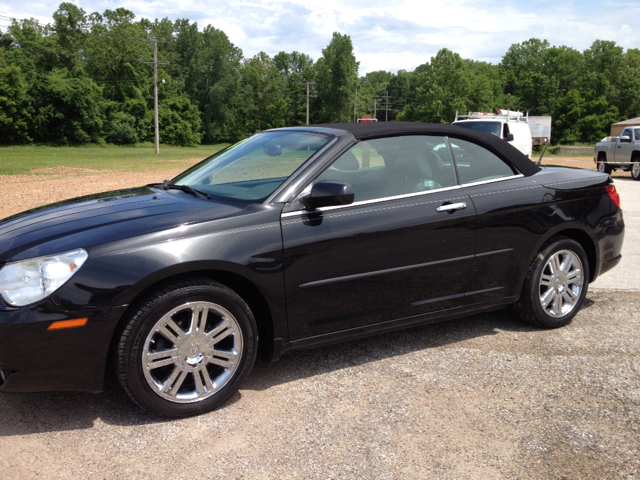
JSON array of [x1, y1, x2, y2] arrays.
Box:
[[0, 166, 187, 220], [0, 155, 616, 220]]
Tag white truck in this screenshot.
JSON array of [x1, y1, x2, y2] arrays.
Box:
[[594, 127, 640, 180], [453, 109, 552, 159]]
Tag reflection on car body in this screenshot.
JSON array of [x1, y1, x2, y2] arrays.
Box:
[[0, 122, 625, 417]]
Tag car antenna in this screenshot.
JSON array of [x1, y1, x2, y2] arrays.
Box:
[[536, 144, 549, 165]]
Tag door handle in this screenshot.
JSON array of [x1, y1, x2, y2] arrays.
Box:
[[436, 202, 467, 212]]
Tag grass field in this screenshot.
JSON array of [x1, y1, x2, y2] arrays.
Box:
[[0, 144, 228, 175]]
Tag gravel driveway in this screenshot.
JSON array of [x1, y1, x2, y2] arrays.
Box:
[[1, 161, 639, 479]]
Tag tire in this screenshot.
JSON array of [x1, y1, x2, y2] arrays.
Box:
[[631, 159, 640, 181], [116, 278, 258, 417], [597, 155, 613, 175], [513, 237, 589, 329]]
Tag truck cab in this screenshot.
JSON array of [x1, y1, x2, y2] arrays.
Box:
[[453, 109, 533, 158]]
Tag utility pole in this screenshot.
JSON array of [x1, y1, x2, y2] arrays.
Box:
[[142, 38, 169, 154], [298, 82, 316, 125], [386, 90, 389, 122], [354, 89, 358, 122], [374, 98, 377, 121]]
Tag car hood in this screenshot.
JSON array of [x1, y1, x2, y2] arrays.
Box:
[[0, 186, 249, 263]]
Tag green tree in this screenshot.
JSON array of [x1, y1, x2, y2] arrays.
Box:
[[274, 51, 316, 126], [501, 38, 558, 115], [164, 20, 242, 143], [553, 89, 585, 144], [0, 65, 31, 143], [157, 96, 202, 145], [227, 52, 287, 138], [386, 69, 416, 121], [29, 68, 105, 144], [400, 48, 471, 123], [314, 32, 359, 123]]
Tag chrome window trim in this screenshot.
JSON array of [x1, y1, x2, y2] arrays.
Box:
[[460, 174, 524, 188], [281, 184, 463, 218]]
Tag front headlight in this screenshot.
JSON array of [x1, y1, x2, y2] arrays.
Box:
[[0, 249, 88, 307]]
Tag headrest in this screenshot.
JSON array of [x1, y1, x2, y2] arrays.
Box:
[[423, 151, 444, 171], [333, 151, 359, 170], [393, 153, 433, 178]]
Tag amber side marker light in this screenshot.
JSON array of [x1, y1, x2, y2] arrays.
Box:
[[47, 318, 88, 331]]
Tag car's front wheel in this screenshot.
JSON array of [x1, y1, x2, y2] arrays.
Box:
[[116, 278, 258, 417], [513, 237, 589, 328]]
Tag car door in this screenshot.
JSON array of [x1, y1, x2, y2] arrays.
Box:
[[280, 135, 477, 341], [616, 128, 633, 163], [450, 137, 549, 304]]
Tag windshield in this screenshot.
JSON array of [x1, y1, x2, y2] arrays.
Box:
[[173, 131, 332, 202], [454, 121, 501, 137]]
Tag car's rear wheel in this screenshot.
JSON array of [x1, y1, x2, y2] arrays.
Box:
[[513, 237, 589, 328], [631, 160, 640, 180], [116, 278, 257, 417]]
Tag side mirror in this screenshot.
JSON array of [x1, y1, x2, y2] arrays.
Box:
[[303, 181, 354, 210], [619, 135, 631, 143], [505, 133, 515, 142]]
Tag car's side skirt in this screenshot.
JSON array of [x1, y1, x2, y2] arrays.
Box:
[[281, 295, 518, 355]]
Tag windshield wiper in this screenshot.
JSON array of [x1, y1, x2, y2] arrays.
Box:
[[153, 180, 211, 199]]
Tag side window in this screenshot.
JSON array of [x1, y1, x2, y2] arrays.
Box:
[[635, 129, 640, 141], [314, 136, 458, 202], [449, 138, 516, 184], [623, 129, 632, 138]]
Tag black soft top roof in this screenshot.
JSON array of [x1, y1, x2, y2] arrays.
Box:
[[286, 121, 540, 177]]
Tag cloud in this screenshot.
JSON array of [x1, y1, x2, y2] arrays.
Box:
[[4, 0, 640, 73]]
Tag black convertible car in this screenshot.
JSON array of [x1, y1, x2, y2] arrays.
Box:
[[0, 122, 625, 417]]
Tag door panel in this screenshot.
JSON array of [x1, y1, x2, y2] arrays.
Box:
[[281, 190, 477, 340], [448, 137, 550, 303], [616, 129, 633, 163], [461, 176, 549, 302]]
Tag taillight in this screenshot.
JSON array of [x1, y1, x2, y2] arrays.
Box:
[[606, 185, 621, 208]]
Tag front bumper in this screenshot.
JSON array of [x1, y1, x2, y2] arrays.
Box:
[[0, 301, 127, 393]]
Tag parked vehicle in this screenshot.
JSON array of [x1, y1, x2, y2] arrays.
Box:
[[453, 109, 548, 159], [0, 122, 625, 418], [594, 127, 640, 180]]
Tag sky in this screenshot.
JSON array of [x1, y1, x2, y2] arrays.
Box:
[[1, 0, 639, 74]]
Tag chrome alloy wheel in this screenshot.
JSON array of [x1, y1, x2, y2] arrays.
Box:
[[632, 161, 640, 179], [538, 250, 584, 318], [597, 161, 605, 173], [142, 301, 243, 403]]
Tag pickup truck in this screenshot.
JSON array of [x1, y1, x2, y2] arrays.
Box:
[[594, 126, 640, 180], [453, 109, 534, 158]]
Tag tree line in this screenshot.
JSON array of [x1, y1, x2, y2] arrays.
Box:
[[1, 3, 639, 147]]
